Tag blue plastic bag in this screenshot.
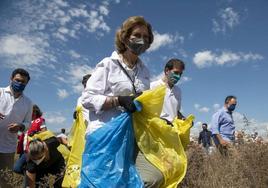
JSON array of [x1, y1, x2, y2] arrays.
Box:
[[79, 112, 143, 188]]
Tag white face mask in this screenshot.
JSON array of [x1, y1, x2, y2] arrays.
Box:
[[32, 154, 46, 165]]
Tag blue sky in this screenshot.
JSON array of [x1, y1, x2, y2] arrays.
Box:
[[0, 0, 267, 137]]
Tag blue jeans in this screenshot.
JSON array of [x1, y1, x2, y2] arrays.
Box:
[[13, 153, 27, 174]]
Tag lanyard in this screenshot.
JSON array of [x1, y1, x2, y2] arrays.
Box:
[[116, 60, 137, 94]]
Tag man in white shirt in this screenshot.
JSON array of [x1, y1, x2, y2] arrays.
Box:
[[0, 68, 33, 187], [150, 58, 185, 124], [75, 74, 91, 125]]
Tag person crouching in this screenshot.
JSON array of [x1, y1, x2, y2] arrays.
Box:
[[25, 137, 65, 188]]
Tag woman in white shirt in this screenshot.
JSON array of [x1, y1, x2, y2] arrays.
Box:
[[81, 16, 163, 187]]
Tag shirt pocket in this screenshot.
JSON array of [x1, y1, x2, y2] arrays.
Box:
[[109, 76, 134, 96]]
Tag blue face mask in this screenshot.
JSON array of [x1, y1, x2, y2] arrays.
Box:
[[228, 104, 236, 112], [11, 81, 26, 93], [168, 72, 181, 85]]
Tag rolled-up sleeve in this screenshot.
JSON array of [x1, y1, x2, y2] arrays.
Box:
[[210, 112, 221, 135], [81, 60, 108, 113]]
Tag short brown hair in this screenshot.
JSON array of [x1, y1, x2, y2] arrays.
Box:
[[11, 68, 30, 82], [82, 74, 91, 87], [225, 95, 237, 104], [115, 16, 154, 53], [164, 58, 185, 72]]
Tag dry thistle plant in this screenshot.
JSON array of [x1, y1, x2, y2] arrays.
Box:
[[180, 142, 268, 188]]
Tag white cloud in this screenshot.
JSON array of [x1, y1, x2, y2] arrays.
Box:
[[191, 121, 204, 137], [194, 104, 200, 109], [57, 89, 69, 99], [213, 103, 221, 110], [54, 32, 67, 41], [188, 32, 194, 39], [222, 7, 240, 28], [44, 111, 67, 126], [54, 0, 68, 7], [56, 64, 94, 94], [69, 50, 81, 59], [193, 50, 264, 68], [151, 73, 164, 82], [195, 121, 203, 127], [58, 27, 69, 34], [147, 31, 183, 52], [69, 7, 89, 17], [178, 48, 188, 58], [212, 7, 240, 34], [0, 0, 117, 75], [233, 112, 268, 138], [193, 50, 214, 68], [179, 76, 192, 84], [87, 10, 110, 33], [99, 5, 109, 16], [199, 107, 210, 113], [0, 34, 55, 71], [6, 0, 112, 43], [194, 103, 210, 113], [212, 19, 221, 33]]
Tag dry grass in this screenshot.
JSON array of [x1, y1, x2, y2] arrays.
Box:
[[0, 169, 23, 188], [0, 169, 56, 188], [1, 143, 268, 187], [180, 143, 268, 188]]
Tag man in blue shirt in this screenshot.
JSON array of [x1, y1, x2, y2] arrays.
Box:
[[210, 96, 237, 154]]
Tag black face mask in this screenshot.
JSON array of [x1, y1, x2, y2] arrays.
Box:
[[227, 104, 236, 112], [127, 37, 149, 55]]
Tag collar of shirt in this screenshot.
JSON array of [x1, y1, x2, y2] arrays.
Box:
[[110, 51, 142, 71], [221, 107, 234, 122], [4, 86, 24, 100], [222, 106, 233, 115], [4, 86, 12, 94], [160, 78, 178, 92]]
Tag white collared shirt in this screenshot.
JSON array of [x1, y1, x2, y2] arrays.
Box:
[[150, 79, 181, 122], [81, 51, 150, 134], [0, 86, 33, 153]]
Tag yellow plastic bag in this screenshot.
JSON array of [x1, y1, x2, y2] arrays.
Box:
[[30, 130, 70, 161], [173, 115, 195, 150], [62, 106, 86, 188], [133, 86, 194, 188]]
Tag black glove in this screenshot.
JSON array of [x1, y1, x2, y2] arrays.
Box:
[[161, 118, 174, 127], [134, 92, 143, 98], [177, 111, 185, 120], [118, 95, 136, 113], [73, 111, 77, 119]]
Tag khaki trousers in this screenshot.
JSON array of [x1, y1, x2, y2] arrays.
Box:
[[135, 151, 164, 188]]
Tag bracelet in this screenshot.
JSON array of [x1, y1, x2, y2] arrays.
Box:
[[111, 97, 119, 107]]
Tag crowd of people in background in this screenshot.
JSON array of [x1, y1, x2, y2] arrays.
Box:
[[0, 15, 267, 188]]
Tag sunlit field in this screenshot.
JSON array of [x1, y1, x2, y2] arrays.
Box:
[[181, 142, 268, 188], [1, 141, 267, 188]]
